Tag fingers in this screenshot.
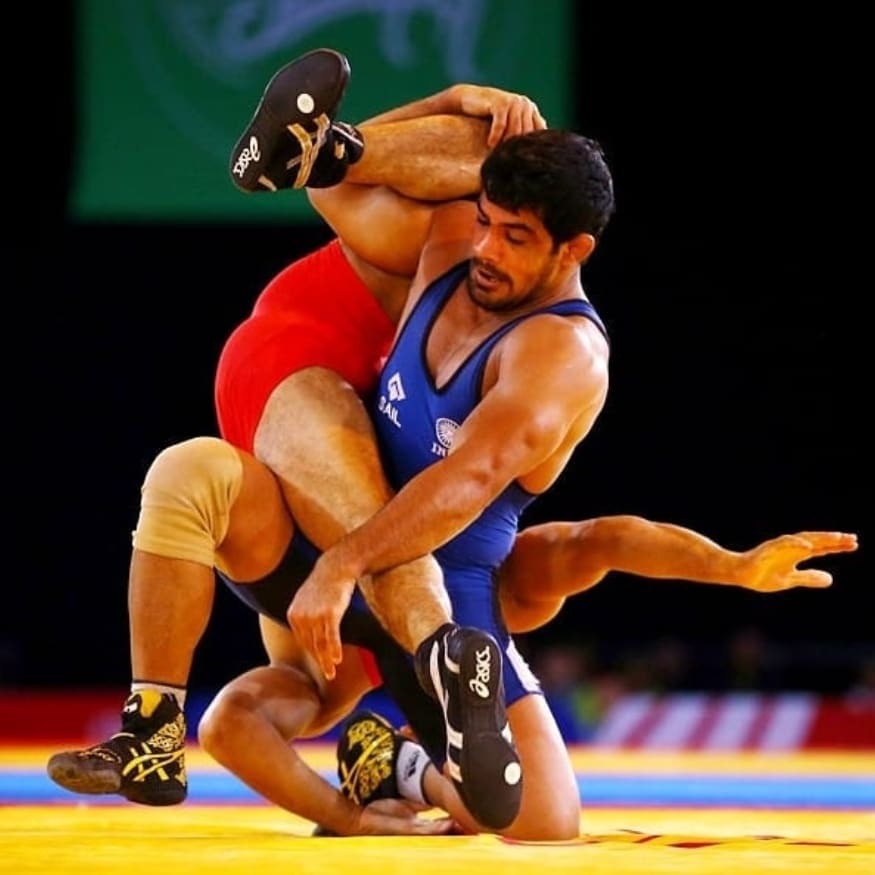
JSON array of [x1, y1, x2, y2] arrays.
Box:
[[792, 531, 859, 556], [311, 618, 343, 680], [363, 799, 458, 835], [414, 817, 458, 835], [487, 108, 509, 148], [788, 569, 834, 589], [373, 816, 456, 836], [488, 96, 547, 146], [286, 606, 343, 680]]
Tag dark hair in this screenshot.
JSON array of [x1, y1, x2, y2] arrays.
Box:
[[480, 129, 615, 243]]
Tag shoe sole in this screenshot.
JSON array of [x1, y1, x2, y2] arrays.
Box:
[[46, 752, 187, 806], [47, 752, 121, 795], [440, 630, 523, 830], [229, 48, 351, 192]]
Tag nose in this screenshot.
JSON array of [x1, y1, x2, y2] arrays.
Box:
[[472, 226, 502, 261]]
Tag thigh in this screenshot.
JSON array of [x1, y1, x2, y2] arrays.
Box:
[[254, 367, 394, 549]]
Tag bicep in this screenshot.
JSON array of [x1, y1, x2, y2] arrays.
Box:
[[307, 184, 435, 277], [448, 383, 571, 490], [454, 351, 593, 468]]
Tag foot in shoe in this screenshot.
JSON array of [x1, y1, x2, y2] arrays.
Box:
[[336, 709, 405, 806], [46, 690, 188, 806], [229, 48, 354, 192], [416, 625, 523, 831]]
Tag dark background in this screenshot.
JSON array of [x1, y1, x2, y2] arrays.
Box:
[[6, 5, 869, 698]]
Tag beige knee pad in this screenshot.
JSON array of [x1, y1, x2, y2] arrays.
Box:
[[132, 437, 243, 568]]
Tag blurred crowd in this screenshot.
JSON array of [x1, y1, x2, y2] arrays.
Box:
[[523, 631, 875, 742]]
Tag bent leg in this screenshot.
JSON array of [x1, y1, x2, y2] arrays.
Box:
[[47, 436, 294, 805], [347, 114, 488, 199], [253, 367, 451, 652], [129, 436, 294, 687], [420, 693, 580, 839], [308, 115, 488, 278]]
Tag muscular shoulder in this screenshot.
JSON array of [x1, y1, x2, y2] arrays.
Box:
[[505, 311, 609, 381], [490, 311, 609, 420]]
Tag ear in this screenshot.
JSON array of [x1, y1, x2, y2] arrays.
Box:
[[564, 232, 596, 265]]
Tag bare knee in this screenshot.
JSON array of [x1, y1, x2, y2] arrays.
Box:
[[511, 799, 580, 841], [502, 794, 580, 842]]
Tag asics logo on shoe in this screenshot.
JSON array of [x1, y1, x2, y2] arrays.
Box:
[[120, 746, 185, 785], [232, 136, 261, 178], [468, 646, 492, 699]]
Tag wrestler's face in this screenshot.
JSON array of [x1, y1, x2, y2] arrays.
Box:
[[466, 196, 562, 312]]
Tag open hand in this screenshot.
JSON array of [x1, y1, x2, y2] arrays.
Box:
[[740, 531, 858, 592], [356, 798, 457, 836]]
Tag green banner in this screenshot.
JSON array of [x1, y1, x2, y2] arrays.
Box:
[[72, 0, 574, 222]]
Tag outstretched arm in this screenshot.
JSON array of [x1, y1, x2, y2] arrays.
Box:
[[498, 518, 859, 632]]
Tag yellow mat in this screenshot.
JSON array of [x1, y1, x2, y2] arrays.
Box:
[[2, 745, 873, 875]]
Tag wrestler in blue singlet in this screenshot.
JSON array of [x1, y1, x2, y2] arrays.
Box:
[[371, 259, 608, 705]]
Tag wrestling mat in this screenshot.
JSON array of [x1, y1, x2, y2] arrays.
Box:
[[1, 745, 872, 874]]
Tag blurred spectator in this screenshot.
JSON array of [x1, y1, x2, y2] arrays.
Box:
[[725, 626, 781, 690], [532, 643, 620, 742], [846, 656, 875, 709]]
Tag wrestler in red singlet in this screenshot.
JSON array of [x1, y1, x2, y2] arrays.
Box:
[[215, 238, 395, 452]]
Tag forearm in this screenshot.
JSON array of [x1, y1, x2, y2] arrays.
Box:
[[324, 453, 501, 580], [207, 702, 361, 835], [360, 84, 475, 126], [593, 516, 746, 584]]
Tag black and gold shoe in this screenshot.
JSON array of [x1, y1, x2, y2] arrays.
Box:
[[46, 690, 187, 806], [335, 710, 402, 806], [229, 48, 362, 192]]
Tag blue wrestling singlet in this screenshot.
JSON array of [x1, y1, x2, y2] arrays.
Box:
[[371, 259, 609, 704]]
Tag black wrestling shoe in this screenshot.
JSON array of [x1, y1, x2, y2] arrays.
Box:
[[46, 691, 187, 806], [311, 709, 432, 836], [414, 624, 522, 830], [229, 48, 359, 192], [308, 120, 364, 186], [336, 710, 405, 806]]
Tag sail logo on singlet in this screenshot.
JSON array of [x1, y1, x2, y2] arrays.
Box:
[[377, 372, 405, 428]]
